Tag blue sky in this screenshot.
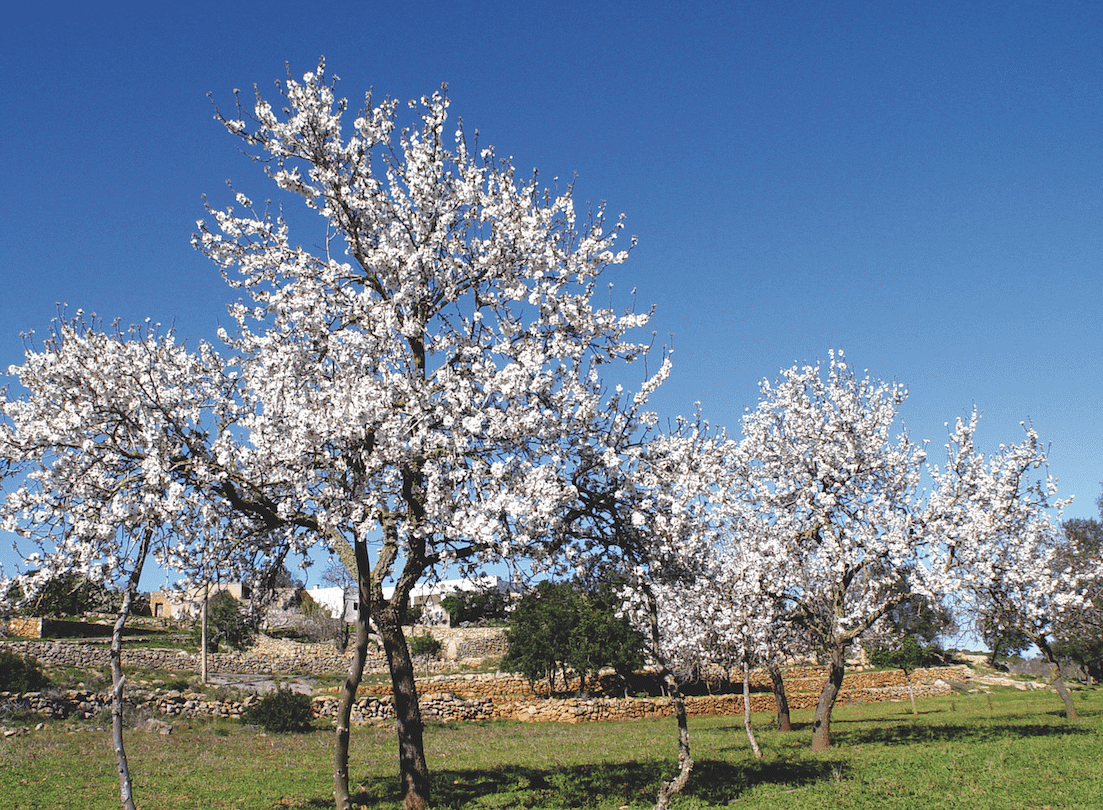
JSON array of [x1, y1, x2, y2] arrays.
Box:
[[1, 1, 1100, 590]]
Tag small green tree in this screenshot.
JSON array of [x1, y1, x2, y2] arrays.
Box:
[[244, 688, 314, 732], [1052, 513, 1103, 683], [503, 580, 643, 695], [409, 632, 442, 676], [193, 590, 252, 652], [502, 581, 579, 692], [978, 606, 1030, 668], [568, 582, 644, 695]]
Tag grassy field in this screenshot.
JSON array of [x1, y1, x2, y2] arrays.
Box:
[[2, 687, 1100, 809]]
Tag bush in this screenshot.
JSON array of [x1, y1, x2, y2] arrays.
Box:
[[441, 589, 511, 626], [244, 688, 314, 732], [0, 651, 50, 692], [191, 590, 252, 652], [868, 634, 945, 672]]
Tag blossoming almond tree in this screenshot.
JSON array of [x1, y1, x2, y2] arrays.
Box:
[[0, 318, 259, 810], [567, 416, 736, 809], [195, 61, 668, 810], [927, 416, 1097, 721], [735, 352, 945, 752]]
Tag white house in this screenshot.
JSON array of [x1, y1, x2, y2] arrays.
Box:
[[305, 575, 516, 624]]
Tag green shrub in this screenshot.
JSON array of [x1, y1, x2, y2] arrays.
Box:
[[244, 688, 313, 732], [191, 590, 252, 652], [410, 631, 443, 675], [0, 650, 50, 692], [868, 634, 945, 671]]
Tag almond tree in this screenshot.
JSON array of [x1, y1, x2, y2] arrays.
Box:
[[0, 318, 255, 810], [927, 416, 1097, 720], [2, 61, 666, 810], [570, 417, 733, 809], [194, 61, 667, 810], [735, 352, 947, 752]]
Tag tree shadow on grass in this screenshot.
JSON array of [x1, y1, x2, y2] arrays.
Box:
[[350, 757, 843, 809], [828, 716, 1096, 747]]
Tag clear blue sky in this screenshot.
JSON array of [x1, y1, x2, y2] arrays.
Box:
[[2, 1, 1100, 589]]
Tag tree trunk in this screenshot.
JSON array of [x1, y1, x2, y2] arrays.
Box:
[[200, 582, 209, 685], [642, 582, 693, 810], [334, 538, 373, 810], [653, 669, 693, 810], [376, 605, 431, 810], [1036, 637, 1077, 722], [768, 663, 791, 732], [743, 661, 762, 760], [811, 647, 845, 752], [109, 529, 152, 810]]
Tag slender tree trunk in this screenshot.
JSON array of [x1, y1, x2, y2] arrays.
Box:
[[334, 538, 373, 810], [109, 529, 152, 810], [768, 663, 791, 732], [376, 605, 431, 810], [200, 582, 208, 685], [743, 661, 762, 760], [653, 669, 693, 810], [811, 647, 846, 752], [1036, 637, 1077, 722], [641, 585, 692, 810]]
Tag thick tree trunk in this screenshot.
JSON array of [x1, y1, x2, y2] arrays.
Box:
[[334, 538, 373, 810], [811, 648, 845, 752], [743, 661, 762, 760], [376, 606, 431, 810], [110, 529, 151, 810], [768, 663, 791, 732]]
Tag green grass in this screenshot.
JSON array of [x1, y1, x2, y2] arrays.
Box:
[[1, 688, 1100, 809]]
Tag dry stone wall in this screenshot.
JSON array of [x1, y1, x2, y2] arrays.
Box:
[[3, 634, 969, 727], [0, 628, 510, 676]]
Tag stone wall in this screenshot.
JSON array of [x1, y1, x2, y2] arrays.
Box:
[[0, 638, 369, 677], [2, 636, 966, 727], [0, 627, 511, 676], [1, 617, 43, 638]]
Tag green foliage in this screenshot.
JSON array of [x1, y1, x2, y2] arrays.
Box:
[[879, 592, 956, 648], [0, 650, 50, 692], [441, 588, 511, 626], [503, 580, 643, 694], [1053, 514, 1103, 682], [868, 634, 944, 672], [410, 631, 443, 675], [978, 605, 1031, 665], [192, 590, 252, 652], [410, 631, 442, 659], [243, 688, 314, 732], [6, 573, 120, 617]]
